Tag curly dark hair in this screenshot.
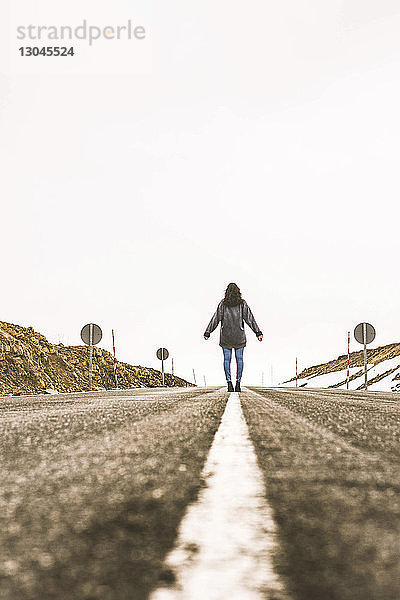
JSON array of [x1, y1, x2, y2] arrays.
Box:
[[222, 282, 243, 307]]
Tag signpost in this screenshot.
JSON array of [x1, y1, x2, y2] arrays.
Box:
[[354, 322, 376, 391], [346, 331, 350, 390], [156, 347, 169, 386], [112, 329, 118, 388], [81, 323, 102, 391]]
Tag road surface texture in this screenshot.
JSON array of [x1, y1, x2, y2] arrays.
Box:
[[243, 387, 400, 600], [1, 385, 400, 599], [0, 387, 227, 600], [150, 392, 290, 600]]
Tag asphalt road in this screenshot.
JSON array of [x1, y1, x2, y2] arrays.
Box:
[[0, 386, 228, 600], [244, 386, 400, 600], [1, 386, 399, 599]]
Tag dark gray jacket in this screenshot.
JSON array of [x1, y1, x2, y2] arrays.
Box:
[[204, 299, 262, 349]]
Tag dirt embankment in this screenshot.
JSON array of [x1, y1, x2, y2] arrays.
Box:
[[284, 342, 400, 384], [0, 321, 191, 395]]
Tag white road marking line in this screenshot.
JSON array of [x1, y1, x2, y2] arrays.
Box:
[[150, 392, 290, 600]]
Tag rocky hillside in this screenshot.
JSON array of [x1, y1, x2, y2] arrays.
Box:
[[282, 342, 400, 392], [0, 321, 192, 396]]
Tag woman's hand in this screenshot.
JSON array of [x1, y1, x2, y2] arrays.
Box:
[[204, 335, 209, 340], [258, 335, 263, 341]]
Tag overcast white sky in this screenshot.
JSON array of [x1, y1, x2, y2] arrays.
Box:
[[1, 1, 400, 385]]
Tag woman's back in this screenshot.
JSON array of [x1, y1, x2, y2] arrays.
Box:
[[220, 300, 245, 350], [203, 283, 263, 391]]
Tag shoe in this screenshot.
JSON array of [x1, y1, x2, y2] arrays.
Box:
[[227, 381, 234, 392], [235, 381, 241, 392]]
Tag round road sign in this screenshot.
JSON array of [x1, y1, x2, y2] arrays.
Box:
[[81, 323, 102, 346], [354, 322, 376, 345], [156, 347, 169, 360]]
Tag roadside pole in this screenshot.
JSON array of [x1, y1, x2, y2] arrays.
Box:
[[296, 357, 298, 388], [89, 324, 93, 391], [203, 375, 207, 386], [346, 331, 350, 390], [112, 329, 118, 388], [261, 371, 264, 386], [80, 323, 102, 392], [363, 323, 368, 391], [354, 322, 376, 392], [156, 348, 169, 387], [172, 358, 175, 386], [192, 368, 197, 386]]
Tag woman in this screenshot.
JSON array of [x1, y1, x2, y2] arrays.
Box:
[[203, 283, 263, 392]]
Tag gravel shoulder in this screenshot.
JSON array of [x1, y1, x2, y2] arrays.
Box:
[[0, 387, 227, 600], [242, 387, 400, 600]]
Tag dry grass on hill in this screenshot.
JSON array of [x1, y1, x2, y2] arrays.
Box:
[[0, 321, 190, 395], [284, 343, 400, 384]]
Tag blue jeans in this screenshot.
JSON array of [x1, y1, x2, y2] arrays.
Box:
[[223, 347, 244, 382]]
